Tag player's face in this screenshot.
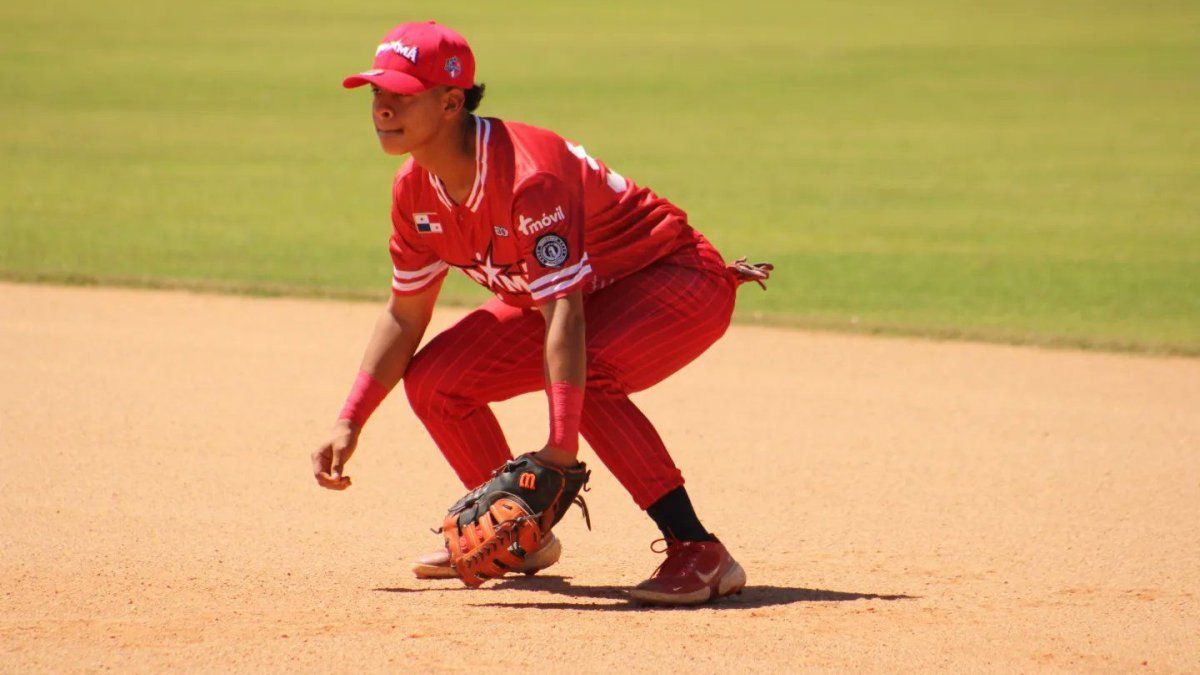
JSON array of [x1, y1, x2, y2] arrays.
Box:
[[371, 85, 454, 156]]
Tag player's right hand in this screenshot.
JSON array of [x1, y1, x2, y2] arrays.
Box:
[[311, 420, 360, 490]]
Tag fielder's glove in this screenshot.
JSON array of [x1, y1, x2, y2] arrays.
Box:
[[440, 453, 590, 587]]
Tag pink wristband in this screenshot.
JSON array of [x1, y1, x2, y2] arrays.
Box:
[[547, 381, 585, 453], [338, 371, 389, 427]]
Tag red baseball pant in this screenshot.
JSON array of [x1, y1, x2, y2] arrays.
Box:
[[403, 246, 736, 509]]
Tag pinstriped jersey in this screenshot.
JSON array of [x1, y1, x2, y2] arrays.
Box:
[[387, 117, 704, 307]]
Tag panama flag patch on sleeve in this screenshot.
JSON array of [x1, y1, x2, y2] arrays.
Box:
[[414, 212, 443, 234]]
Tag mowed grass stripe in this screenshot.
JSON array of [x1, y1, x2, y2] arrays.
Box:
[[2, 0, 1197, 352]]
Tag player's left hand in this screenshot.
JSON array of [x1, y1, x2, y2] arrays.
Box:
[[311, 421, 359, 490]]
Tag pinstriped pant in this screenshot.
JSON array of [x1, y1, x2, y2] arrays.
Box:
[[403, 246, 736, 509]]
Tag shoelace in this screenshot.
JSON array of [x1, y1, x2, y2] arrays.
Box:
[[646, 538, 696, 579]]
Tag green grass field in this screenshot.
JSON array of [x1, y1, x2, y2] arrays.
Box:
[[2, 1, 1197, 353]]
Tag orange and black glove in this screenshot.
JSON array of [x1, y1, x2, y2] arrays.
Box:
[[439, 453, 590, 587]]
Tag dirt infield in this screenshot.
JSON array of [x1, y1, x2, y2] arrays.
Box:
[[1, 282, 1197, 672]]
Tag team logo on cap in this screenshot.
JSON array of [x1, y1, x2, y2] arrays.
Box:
[[376, 39, 419, 64], [534, 234, 569, 268], [444, 56, 462, 79]]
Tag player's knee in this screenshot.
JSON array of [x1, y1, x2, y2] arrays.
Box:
[[402, 353, 441, 419], [403, 352, 478, 421]]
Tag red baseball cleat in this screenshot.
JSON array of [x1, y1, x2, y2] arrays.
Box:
[[630, 538, 747, 606], [412, 532, 562, 579]]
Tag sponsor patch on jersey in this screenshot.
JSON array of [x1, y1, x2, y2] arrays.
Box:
[[493, 225, 510, 237], [518, 205, 566, 236], [444, 56, 462, 79], [376, 39, 419, 64], [414, 212, 442, 233], [534, 234, 569, 268]]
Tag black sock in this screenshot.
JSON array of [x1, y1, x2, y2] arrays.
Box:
[[646, 486, 716, 542]]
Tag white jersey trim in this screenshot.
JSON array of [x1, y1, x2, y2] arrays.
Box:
[[464, 117, 491, 211], [393, 261, 449, 280], [528, 254, 590, 292], [391, 261, 448, 293], [428, 173, 454, 210], [391, 275, 442, 293], [529, 255, 593, 301], [529, 265, 592, 301], [426, 116, 491, 212]]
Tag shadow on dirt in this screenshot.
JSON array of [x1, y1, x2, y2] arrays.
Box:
[[374, 575, 914, 611]]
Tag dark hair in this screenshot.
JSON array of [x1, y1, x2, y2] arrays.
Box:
[[464, 83, 486, 113]]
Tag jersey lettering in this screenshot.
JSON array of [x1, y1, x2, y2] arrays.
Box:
[[517, 204, 566, 236]]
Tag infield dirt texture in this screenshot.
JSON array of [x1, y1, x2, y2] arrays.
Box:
[[2, 283, 1198, 671]]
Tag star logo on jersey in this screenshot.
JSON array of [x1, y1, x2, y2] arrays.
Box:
[[459, 244, 528, 294], [476, 250, 506, 288]]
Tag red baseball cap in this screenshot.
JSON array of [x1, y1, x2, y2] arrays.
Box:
[[342, 21, 475, 94]]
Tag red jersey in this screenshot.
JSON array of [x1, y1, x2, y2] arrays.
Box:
[[388, 117, 711, 307]]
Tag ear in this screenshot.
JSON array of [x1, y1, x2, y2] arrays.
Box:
[[442, 87, 466, 117]]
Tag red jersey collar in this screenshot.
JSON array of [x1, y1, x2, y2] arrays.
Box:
[[427, 115, 491, 212]]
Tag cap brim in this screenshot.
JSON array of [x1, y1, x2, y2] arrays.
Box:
[[342, 69, 432, 94]]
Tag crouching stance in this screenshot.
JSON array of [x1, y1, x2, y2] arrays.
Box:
[[310, 21, 769, 605]]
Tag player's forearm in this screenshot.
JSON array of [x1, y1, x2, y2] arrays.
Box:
[[336, 308, 428, 429], [358, 307, 428, 389], [337, 282, 440, 428], [541, 294, 586, 387], [358, 280, 441, 389], [537, 293, 586, 460]]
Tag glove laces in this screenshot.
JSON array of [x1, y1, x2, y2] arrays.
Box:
[[727, 257, 774, 290]]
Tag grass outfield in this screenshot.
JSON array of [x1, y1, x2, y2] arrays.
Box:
[[2, 1, 1197, 353]]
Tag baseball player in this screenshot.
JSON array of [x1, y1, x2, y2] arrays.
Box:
[[311, 21, 770, 605]]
